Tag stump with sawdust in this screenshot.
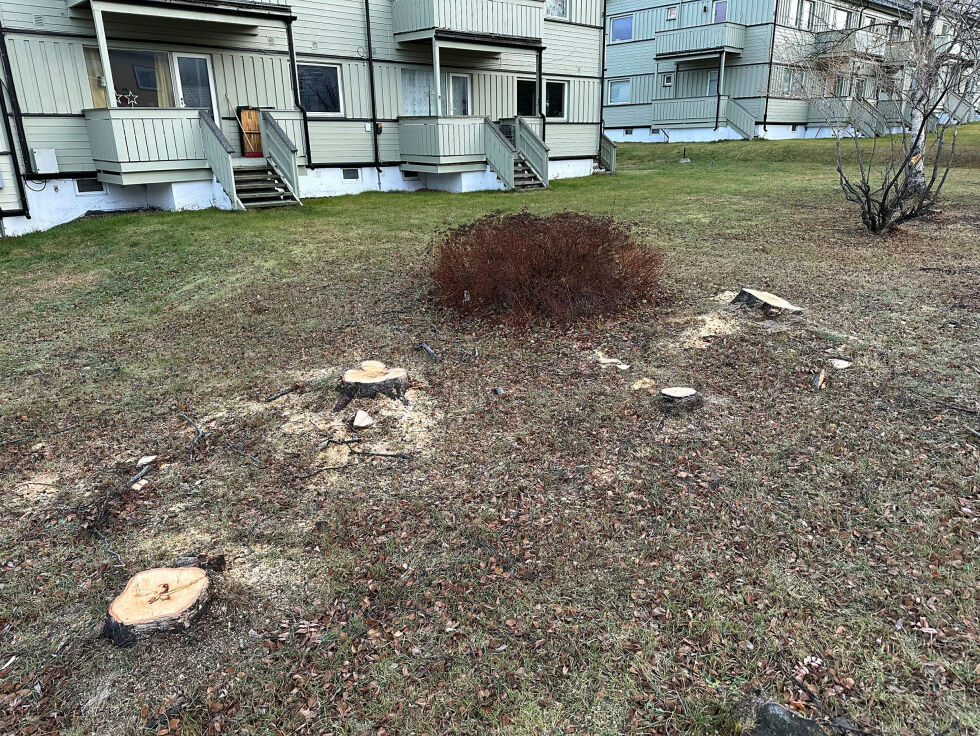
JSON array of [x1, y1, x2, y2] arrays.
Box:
[[658, 386, 702, 412], [333, 360, 409, 411], [732, 288, 803, 316], [102, 567, 210, 646]]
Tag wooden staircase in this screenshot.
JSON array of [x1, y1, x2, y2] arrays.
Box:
[[513, 157, 545, 190], [233, 166, 300, 209]]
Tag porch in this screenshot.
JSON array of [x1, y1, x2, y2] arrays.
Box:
[[392, 0, 544, 45], [650, 96, 755, 139]]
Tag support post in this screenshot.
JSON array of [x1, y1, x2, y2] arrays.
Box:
[[432, 39, 442, 115], [92, 3, 116, 108], [536, 48, 545, 141], [714, 50, 725, 129]]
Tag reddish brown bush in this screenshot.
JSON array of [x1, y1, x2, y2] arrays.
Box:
[[431, 210, 665, 324]]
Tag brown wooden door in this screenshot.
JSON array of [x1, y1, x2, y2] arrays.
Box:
[[239, 108, 263, 157]]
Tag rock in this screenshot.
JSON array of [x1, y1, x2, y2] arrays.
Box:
[[658, 386, 702, 411], [812, 370, 826, 390], [137, 455, 158, 467], [102, 567, 210, 646], [732, 288, 803, 316], [352, 410, 374, 429], [828, 359, 851, 370], [491, 387, 505, 397], [730, 698, 826, 736]]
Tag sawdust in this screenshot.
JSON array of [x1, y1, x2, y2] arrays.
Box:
[[10, 471, 61, 511], [676, 309, 740, 349]]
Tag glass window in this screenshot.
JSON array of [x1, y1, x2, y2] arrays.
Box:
[[107, 49, 174, 108], [545, 0, 568, 19], [707, 70, 719, 96], [175, 56, 214, 118], [662, 73, 674, 87], [611, 15, 633, 42], [449, 74, 471, 116], [517, 79, 538, 116], [666, 6, 678, 20], [608, 79, 631, 104], [298, 64, 342, 115], [402, 69, 434, 116], [84, 47, 108, 108], [342, 168, 360, 181], [713, 0, 727, 23], [545, 81, 566, 119]]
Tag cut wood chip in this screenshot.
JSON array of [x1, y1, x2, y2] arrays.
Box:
[[333, 360, 410, 411], [732, 288, 803, 316], [352, 410, 374, 428], [103, 567, 209, 646], [828, 359, 852, 370], [812, 369, 827, 390]]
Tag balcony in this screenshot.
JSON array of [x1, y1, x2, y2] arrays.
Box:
[[392, 0, 544, 46], [654, 22, 744, 59], [650, 96, 755, 138], [399, 116, 488, 168], [813, 29, 885, 58]]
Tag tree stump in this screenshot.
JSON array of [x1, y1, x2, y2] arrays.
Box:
[[732, 288, 803, 316], [333, 360, 409, 411], [103, 567, 210, 646], [658, 386, 702, 411]]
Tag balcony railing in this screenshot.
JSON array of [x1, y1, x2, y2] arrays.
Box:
[[399, 116, 488, 165], [392, 0, 544, 42], [814, 29, 885, 58], [654, 22, 745, 58], [650, 96, 754, 138]]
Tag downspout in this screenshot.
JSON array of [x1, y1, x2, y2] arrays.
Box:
[[286, 18, 315, 170], [762, 0, 779, 132], [363, 0, 382, 187], [537, 48, 546, 141], [598, 3, 607, 157], [0, 24, 32, 218], [714, 51, 723, 129]]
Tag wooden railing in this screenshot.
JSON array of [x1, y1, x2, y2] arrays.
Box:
[[650, 96, 721, 125], [725, 98, 756, 139], [200, 111, 243, 210], [655, 22, 745, 58], [259, 110, 301, 200], [85, 107, 206, 172], [483, 119, 517, 190], [514, 116, 548, 185], [599, 133, 617, 172], [392, 0, 543, 40], [399, 116, 486, 163]]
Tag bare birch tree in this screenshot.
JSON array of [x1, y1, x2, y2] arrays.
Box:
[[785, 0, 980, 234]]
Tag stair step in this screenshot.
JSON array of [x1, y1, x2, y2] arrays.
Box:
[[244, 199, 299, 209], [237, 182, 284, 191], [239, 192, 290, 202]]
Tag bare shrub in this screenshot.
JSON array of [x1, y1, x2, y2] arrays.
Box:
[[431, 210, 665, 325]]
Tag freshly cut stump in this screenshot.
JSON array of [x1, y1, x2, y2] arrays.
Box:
[[732, 288, 803, 316], [334, 360, 409, 411], [658, 386, 702, 411], [103, 567, 209, 646]]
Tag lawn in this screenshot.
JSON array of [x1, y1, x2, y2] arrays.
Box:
[[1, 127, 978, 736]]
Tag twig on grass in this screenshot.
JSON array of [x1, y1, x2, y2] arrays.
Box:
[[265, 384, 301, 403], [908, 390, 980, 416], [420, 341, 441, 362], [91, 526, 123, 566], [178, 412, 206, 461], [349, 447, 413, 460], [962, 424, 980, 440], [0, 424, 79, 449], [228, 446, 265, 467]]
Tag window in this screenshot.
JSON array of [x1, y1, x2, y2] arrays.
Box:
[[545, 80, 567, 120], [342, 168, 361, 181], [608, 79, 631, 104], [713, 0, 727, 23], [75, 178, 106, 195], [662, 73, 674, 87], [666, 6, 678, 20], [545, 0, 568, 20], [833, 76, 850, 97], [106, 49, 175, 108], [610, 15, 633, 42], [707, 70, 719, 96], [449, 73, 471, 116], [517, 79, 538, 116], [298, 64, 342, 115], [625, 128, 634, 134], [864, 15, 876, 29], [403, 170, 419, 180], [798, 0, 815, 29]]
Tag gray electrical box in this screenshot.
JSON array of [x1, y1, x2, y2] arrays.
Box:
[[32, 148, 59, 175]]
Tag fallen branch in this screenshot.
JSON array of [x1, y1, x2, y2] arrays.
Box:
[[178, 412, 206, 461], [909, 390, 980, 416], [227, 446, 264, 467], [91, 526, 124, 566], [264, 384, 301, 403], [419, 342, 441, 362], [0, 424, 79, 449], [963, 424, 980, 440]]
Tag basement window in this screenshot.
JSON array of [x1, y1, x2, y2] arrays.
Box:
[[342, 168, 361, 181], [75, 178, 106, 195], [403, 170, 419, 180]]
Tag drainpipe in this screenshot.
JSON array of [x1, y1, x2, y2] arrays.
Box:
[[714, 50, 724, 129], [286, 18, 316, 170], [0, 23, 32, 218], [537, 48, 546, 141], [598, 3, 608, 155], [362, 0, 382, 187], [762, 0, 779, 132]]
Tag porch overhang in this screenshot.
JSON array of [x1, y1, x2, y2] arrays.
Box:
[[655, 47, 741, 62], [67, 0, 294, 25], [396, 29, 545, 52]]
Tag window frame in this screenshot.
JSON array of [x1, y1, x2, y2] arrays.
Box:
[[297, 62, 344, 118], [342, 167, 361, 181], [607, 78, 631, 105], [74, 178, 107, 196], [516, 78, 538, 116], [545, 0, 569, 21], [713, 0, 727, 23], [447, 72, 473, 116], [544, 80, 568, 121], [610, 14, 634, 43], [662, 73, 674, 87], [666, 5, 678, 21], [707, 69, 719, 96]]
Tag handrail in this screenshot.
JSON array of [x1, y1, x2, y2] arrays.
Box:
[[725, 98, 756, 139], [514, 116, 549, 186], [599, 133, 617, 172], [259, 110, 301, 201], [483, 118, 516, 190], [199, 111, 244, 210]]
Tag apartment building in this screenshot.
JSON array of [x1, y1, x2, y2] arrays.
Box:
[[601, 0, 978, 142], [0, 0, 615, 235]]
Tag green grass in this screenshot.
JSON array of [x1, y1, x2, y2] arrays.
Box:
[[1, 126, 979, 736]]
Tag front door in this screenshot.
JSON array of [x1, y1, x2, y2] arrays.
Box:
[[175, 53, 218, 119]]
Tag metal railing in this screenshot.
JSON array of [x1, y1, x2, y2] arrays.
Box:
[[483, 119, 517, 190], [200, 111, 244, 210], [514, 116, 549, 186], [259, 110, 301, 201]]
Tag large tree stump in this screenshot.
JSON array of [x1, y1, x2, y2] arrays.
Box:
[[333, 360, 409, 411], [732, 288, 803, 316], [658, 386, 702, 412], [103, 567, 210, 646]]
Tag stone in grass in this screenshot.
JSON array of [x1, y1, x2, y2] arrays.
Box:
[[352, 410, 374, 429], [333, 360, 409, 412], [102, 567, 209, 646], [658, 386, 702, 411], [828, 359, 852, 370], [730, 699, 827, 736], [137, 455, 158, 467], [732, 288, 804, 317]]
